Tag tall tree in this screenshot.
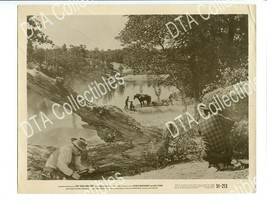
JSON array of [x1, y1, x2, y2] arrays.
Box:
[[117, 15, 248, 115], [27, 16, 53, 62]]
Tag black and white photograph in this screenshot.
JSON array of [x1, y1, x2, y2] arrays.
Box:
[[17, 4, 256, 194]]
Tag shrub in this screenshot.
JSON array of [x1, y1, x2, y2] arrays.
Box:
[[202, 67, 248, 95], [145, 128, 201, 169]]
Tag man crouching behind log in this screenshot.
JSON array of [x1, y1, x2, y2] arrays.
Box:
[[198, 106, 248, 171], [40, 138, 95, 180]]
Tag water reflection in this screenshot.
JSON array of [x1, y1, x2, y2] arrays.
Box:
[[27, 78, 180, 146], [27, 79, 178, 132], [27, 89, 52, 116], [98, 81, 176, 108]]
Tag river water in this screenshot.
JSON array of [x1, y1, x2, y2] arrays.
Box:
[[73, 79, 177, 108], [27, 77, 179, 145]]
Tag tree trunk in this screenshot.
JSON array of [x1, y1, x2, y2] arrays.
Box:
[[190, 55, 201, 119], [27, 69, 164, 178]]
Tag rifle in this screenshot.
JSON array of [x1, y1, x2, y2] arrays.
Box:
[[78, 162, 115, 176]]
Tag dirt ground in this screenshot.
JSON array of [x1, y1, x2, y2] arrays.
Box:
[[125, 161, 249, 179]]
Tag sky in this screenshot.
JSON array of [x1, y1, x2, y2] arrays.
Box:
[[41, 15, 128, 50]]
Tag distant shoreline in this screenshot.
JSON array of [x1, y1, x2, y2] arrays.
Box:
[[123, 74, 168, 82]]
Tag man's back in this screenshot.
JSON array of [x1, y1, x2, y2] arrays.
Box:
[[198, 114, 234, 153], [45, 144, 73, 169]]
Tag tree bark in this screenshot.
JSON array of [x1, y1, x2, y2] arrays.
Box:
[[27, 69, 164, 178]]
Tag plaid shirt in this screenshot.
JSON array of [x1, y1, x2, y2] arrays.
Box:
[[198, 114, 234, 153]]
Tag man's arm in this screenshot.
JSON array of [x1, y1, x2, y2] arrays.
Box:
[[75, 155, 95, 173], [74, 155, 87, 171], [221, 115, 234, 126], [219, 114, 235, 133], [56, 149, 73, 176]]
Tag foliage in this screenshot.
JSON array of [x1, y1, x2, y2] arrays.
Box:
[[145, 128, 201, 169], [117, 15, 248, 110], [202, 66, 248, 95], [118, 65, 124, 74], [29, 44, 127, 81], [27, 17, 126, 80], [145, 118, 249, 168], [27, 16, 54, 61]]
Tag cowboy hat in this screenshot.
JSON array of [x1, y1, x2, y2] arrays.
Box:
[[71, 137, 87, 152]]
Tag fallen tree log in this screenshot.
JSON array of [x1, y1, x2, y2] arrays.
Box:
[[27, 68, 165, 179], [27, 69, 163, 142]]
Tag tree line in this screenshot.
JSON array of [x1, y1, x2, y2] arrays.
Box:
[[28, 44, 125, 79], [27, 15, 248, 114], [116, 15, 248, 113]]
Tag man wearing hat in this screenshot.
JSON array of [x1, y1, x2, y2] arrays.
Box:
[[198, 105, 239, 170], [41, 138, 94, 180]]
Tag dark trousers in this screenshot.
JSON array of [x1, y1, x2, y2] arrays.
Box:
[[201, 146, 233, 165]]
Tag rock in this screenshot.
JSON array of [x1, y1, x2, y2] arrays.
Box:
[[27, 145, 56, 180], [202, 82, 251, 121]]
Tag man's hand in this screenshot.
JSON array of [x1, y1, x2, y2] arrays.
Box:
[[88, 168, 96, 173], [71, 171, 80, 180]]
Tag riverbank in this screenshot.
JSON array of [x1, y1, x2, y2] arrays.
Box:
[[123, 74, 169, 82], [125, 104, 194, 128]]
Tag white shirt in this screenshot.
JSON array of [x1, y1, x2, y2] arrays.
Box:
[[46, 144, 86, 176]]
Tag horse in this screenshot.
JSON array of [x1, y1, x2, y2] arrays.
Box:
[[133, 94, 151, 107]]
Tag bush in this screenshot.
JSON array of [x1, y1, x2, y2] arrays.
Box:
[[145, 128, 201, 169], [202, 67, 248, 95], [146, 118, 249, 169]]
